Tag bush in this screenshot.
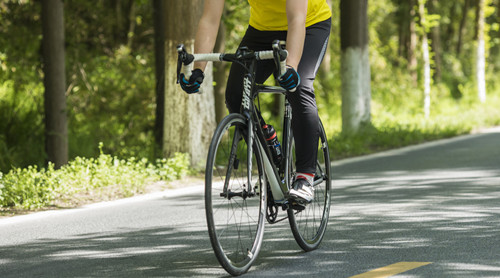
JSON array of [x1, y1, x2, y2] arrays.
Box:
[[330, 93, 500, 159], [0, 81, 45, 173], [0, 145, 190, 210]]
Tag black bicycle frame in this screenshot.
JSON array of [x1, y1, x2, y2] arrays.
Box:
[[240, 57, 292, 203]]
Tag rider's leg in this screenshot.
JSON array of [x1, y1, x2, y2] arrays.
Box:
[[287, 18, 331, 175], [288, 18, 331, 203], [225, 26, 285, 114]]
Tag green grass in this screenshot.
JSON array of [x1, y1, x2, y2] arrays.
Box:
[[0, 145, 190, 212], [327, 91, 500, 159]]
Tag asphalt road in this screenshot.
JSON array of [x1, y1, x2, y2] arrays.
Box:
[[1, 127, 499, 277]]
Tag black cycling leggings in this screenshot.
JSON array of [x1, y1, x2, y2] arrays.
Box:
[[225, 18, 331, 174]]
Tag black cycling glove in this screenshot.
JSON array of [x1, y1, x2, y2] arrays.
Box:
[[180, 69, 205, 94], [278, 66, 300, 92]]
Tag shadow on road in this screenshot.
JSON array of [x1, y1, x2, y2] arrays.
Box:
[[0, 194, 313, 277], [2, 131, 500, 277], [329, 131, 500, 277]]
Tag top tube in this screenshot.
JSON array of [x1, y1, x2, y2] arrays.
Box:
[[255, 84, 287, 95]]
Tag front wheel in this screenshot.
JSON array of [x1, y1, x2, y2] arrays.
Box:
[[205, 113, 267, 276], [287, 119, 331, 251]]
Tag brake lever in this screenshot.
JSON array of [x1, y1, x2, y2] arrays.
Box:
[[176, 44, 196, 84], [176, 44, 186, 84], [272, 40, 287, 77]]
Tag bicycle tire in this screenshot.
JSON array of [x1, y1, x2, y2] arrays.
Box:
[[287, 119, 331, 251], [205, 113, 267, 276]]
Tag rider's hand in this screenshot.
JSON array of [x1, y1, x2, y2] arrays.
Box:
[[278, 66, 300, 92], [180, 69, 205, 94]]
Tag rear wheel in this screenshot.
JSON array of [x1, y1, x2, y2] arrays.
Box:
[[287, 119, 331, 251], [205, 114, 267, 276]]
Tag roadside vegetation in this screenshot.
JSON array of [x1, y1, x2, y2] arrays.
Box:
[[1, 1, 499, 214], [3, 91, 500, 214], [0, 146, 190, 214], [326, 87, 500, 159]]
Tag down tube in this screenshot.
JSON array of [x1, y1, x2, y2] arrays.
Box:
[[282, 100, 293, 189]]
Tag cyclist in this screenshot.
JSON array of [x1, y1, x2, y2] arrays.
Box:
[[179, 0, 331, 204]]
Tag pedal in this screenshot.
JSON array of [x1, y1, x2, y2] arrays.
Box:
[[290, 200, 306, 211]]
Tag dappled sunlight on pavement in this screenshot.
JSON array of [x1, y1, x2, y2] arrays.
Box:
[[327, 130, 500, 277], [1, 130, 500, 277]]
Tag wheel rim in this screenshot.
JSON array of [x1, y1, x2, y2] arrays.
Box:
[[288, 122, 331, 250], [205, 116, 266, 274]]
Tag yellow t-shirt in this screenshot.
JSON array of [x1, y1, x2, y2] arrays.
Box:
[[248, 0, 331, 31]]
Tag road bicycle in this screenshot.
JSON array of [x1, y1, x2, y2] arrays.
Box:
[[176, 40, 331, 276]]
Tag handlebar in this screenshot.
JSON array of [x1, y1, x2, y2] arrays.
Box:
[[176, 40, 288, 86]]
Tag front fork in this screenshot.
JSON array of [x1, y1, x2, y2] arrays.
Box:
[[243, 110, 254, 196], [241, 73, 254, 195]]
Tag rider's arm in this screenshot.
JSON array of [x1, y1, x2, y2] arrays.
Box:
[[285, 0, 307, 69], [193, 0, 225, 71]]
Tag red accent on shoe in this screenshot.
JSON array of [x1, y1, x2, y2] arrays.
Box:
[[296, 173, 314, 181], [296, 173, 314, 179]]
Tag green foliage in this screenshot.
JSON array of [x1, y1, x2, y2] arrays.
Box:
[[0, 0, 156, 171], [1, 0, 500, 215], [0, 145, 190, 210], [67, 47, 155, 159], [223, 0, 250, 51], [330, 92, 500, 159], [0, 81, 45, 172], [0, 165, 58, 210]]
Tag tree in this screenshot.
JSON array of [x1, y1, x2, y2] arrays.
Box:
[[163, 0, 216, 167], [457, 0, 471, 55], [317, 0, 335, 105], [419, 0, 432, 118], [153, 0, 165, 157], [476, 0, 487, 103], [428, 0, 442, 83], [340, 0, 371, 134], [395, 0, 418, 83], [213, 11, 228, 124], [409, 0, 418, 85], [396, 0, 418, 84], [42, 0, 68, 169]]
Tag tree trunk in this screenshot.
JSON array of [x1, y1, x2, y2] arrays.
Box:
[[163, 0, 216, 168], [444, 2, 457, 51], [457, 0, 471, 55], [42, 0, 68, 169], [114, 0, 124, 44], [397, 0, 418, 84], [419, 0, 432, 118], [428, 0, 442, 83], [214, 15, 228, 124], [408, 0, 418, 85], [153, 0, 165, 157], [317, 0, 333, 104], [397, 0, 408, 59], [476, 0, 487, 103], [340, 0, 371, 134], [320, 0, 332, 74], [126, 0, 136, 49]]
